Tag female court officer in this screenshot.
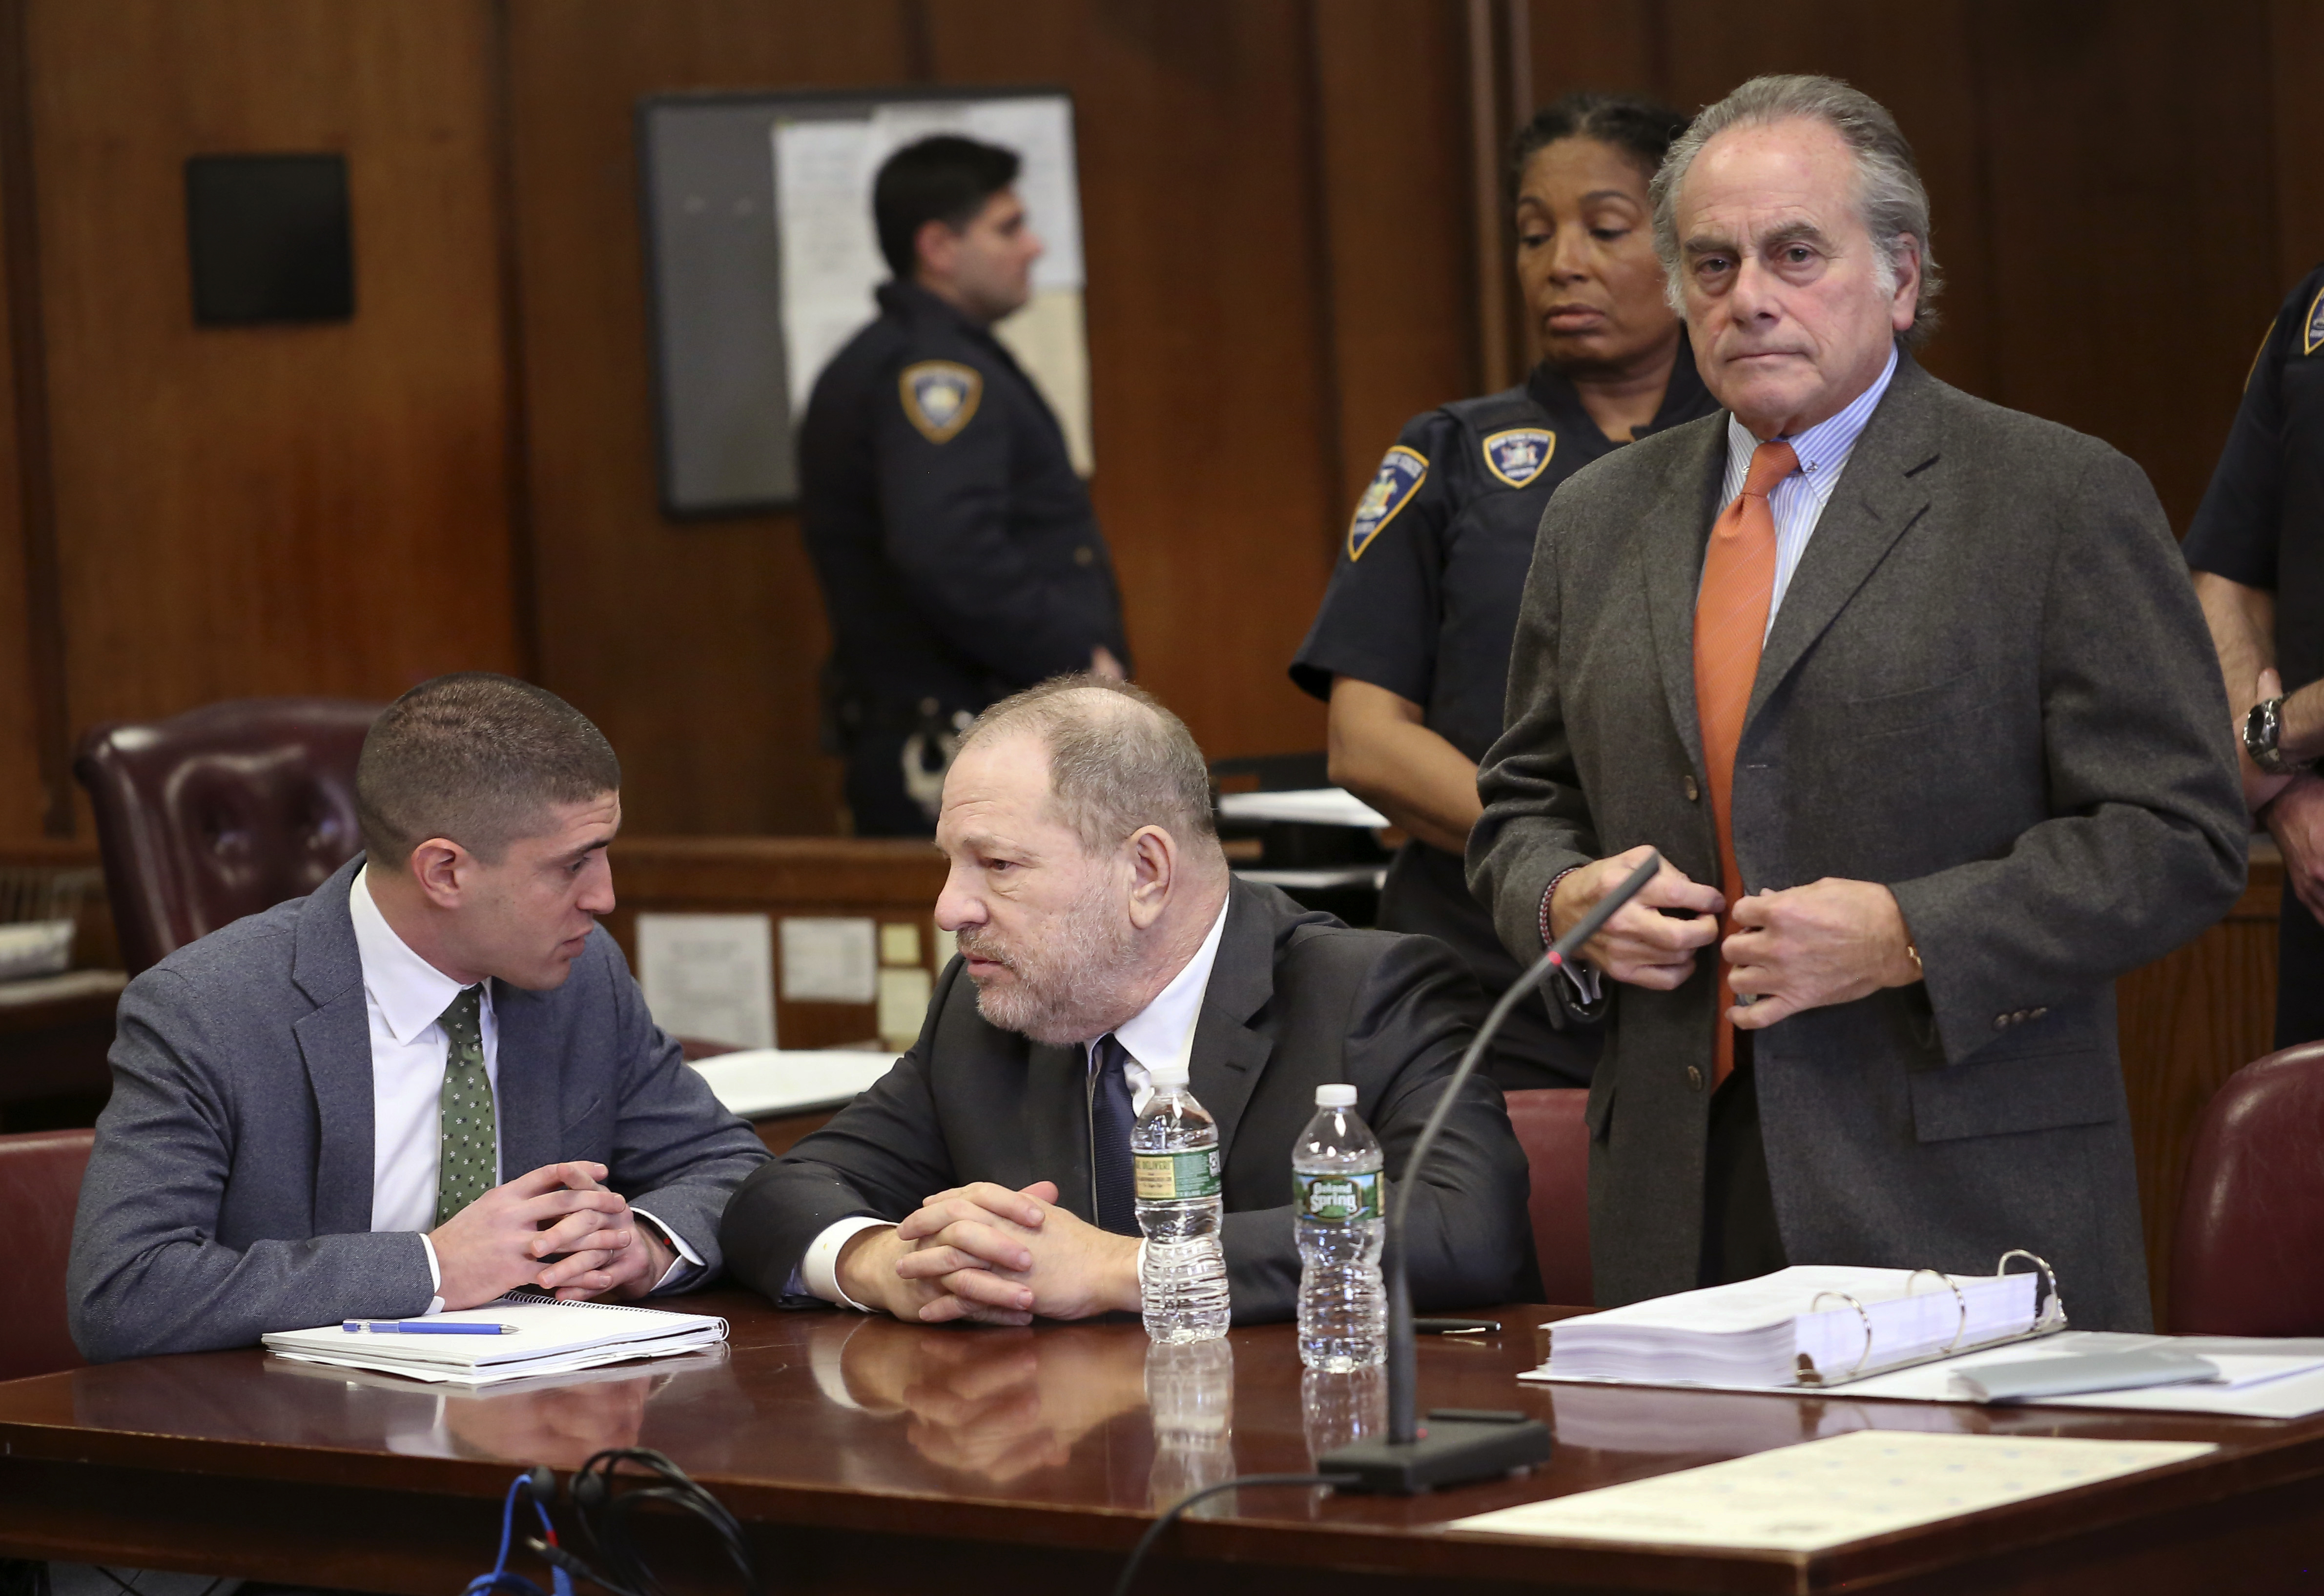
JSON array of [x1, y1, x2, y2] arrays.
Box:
[[1289, 91, 1717, 1090]]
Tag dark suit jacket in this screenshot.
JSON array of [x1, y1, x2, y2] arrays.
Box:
[[720, 878, 1539, 1322], [68, 856, 770, 1361], [1468, 355, 2247, 1331]]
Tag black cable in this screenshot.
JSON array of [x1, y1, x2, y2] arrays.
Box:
[[1111, 1473, 1356, 1596], [566, 1448, 763, 1596]]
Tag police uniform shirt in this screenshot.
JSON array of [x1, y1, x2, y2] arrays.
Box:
[[2185, 263, 2324, 1049], [1287, 348, 1717, 1086], [797, 279, 1131, 722], [2185, 263, 2324, 696]]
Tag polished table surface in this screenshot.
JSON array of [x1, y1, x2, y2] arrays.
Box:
[[5, 1293, 2324, 1595]]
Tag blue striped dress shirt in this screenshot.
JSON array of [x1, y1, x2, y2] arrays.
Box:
[[1712, 342, 1900, 636]]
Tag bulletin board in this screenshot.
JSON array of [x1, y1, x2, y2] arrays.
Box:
[[637, 84, 1091, 517]]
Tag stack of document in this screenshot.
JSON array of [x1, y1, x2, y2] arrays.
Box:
[[1544, 1266, 2039, 1388], [262, 1296, 728, 1386]]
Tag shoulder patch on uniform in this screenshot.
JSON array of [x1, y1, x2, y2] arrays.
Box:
[[2304, 282, 2324, 356], [1347, 446, 1428, 561], [1481, 427, 1556, 489], [899, 361, 983, 442]]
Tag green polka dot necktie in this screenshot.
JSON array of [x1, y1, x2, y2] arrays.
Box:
[[433, 984, 497, 1226]]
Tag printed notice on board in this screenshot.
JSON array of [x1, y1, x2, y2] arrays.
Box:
[[636, 913, 776, 1050]]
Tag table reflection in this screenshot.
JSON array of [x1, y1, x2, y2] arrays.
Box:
[[1148, 1339, 1235, 1507], [1301, 1363, 1385, 1461], [834, 1318, 1152, 1484]]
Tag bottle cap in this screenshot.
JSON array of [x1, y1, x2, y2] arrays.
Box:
[[1150, 1059, 1191, 1087], [1315, 1083, 1357, 1108]]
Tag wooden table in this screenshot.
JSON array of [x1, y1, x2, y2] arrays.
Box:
[[4, 1295, 2323, 1594]]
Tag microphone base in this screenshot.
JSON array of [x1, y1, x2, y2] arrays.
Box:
[[1319, 1412, 1552, 1495]]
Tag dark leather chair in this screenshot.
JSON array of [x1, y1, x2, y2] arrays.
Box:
[[2170, 1042, 2324, 1334], [75, 697, 381, 975], [0, 1127, 94, 1381], [1506, 1087, 1592, 1307]]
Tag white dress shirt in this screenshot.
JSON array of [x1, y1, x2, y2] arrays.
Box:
[[801, 895, 1234, 1309], [350, 867, 697, 1309], [1713, 342, 1899, 633]]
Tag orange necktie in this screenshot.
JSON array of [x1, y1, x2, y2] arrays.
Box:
[[1693, 440, 1797, 1087]]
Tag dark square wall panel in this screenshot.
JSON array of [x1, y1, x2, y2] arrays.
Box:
[[184, 152, 354, 325]]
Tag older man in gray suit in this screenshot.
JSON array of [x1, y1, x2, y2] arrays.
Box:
[[69, 674, 767, 1361], [1469, 75, 2245, 1331]]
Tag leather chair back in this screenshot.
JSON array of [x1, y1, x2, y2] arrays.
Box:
[[1505, 1087, 1592, 1307], [75, 697, 380, 974], [2170, 1041, 2324, 1334], [0, 1127, 94, 1381]]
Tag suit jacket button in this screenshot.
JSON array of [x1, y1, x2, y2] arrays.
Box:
[[1684, 775, 1700, 802], [1686, 1064, 1705, 1091], [1994, 1014, 2010, 1030], [1074, 544, 1095, 567], [2032, 1006, 2048, 1019]]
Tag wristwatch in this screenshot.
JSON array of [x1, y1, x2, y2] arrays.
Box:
[[2243, 695, 2305, 776]]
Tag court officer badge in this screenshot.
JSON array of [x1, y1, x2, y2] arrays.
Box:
[[900, 361, 984, 443], [1482, 427, 1556, 489], [1348, 446, 1428, 560]]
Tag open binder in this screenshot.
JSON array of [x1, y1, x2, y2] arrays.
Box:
[[1537, 1251, 2069, 1392]]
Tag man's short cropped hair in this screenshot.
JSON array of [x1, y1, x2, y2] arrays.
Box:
[[873, 135, 1022, 280], [959, 675, 1217, 855], [356, 674, 620, 867], [1650, 73, 1943, 347]]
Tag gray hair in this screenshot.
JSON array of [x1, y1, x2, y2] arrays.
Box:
[[1650, 74, 1941, 347], [959, 674, 1217, 855]]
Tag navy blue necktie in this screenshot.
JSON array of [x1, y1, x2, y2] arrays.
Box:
[[1091, 1033, 1138, 1235]]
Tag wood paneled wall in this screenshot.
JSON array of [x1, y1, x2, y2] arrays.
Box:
[[7, 0, 522, 843], [0, 0, 2314, 840]]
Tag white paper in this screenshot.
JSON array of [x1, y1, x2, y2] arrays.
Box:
[[635, 912, 776, 1049], [877, 965, 933, 1048], [1213, 788, 1391, 828], [1451, 1431, 2215, 1553], [771, 118, 889, 417], [781, 916, 878, 1003], [686, 1048, 895, 1118], [1524, 1329, 2324, 1420]]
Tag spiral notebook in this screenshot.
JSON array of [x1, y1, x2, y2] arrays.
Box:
[[261, 1295, 728, 1386]]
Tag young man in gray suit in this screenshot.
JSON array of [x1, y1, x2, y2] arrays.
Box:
[[1468, 76, 2246, 1331], [720, 676, 1536, 1325], [69, 674, 768, 1361]]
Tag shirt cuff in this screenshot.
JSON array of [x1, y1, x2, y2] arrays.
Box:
[[632, 1207, 705, 1293], [802, 1216, 894, 1311], [418, 1232, 446, 1316]]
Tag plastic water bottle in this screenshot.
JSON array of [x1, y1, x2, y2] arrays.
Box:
[[1294, 1083, 1386, 1371], [1133, 1059, 1231, 1343]]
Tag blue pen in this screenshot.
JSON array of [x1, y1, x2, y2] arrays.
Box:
[[342, 1320, 519, 1334]]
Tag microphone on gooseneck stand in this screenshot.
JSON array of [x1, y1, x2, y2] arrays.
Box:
[[1321, 850, 1666, 1494]]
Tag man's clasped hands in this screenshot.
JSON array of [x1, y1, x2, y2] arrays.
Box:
[[428, 1160, 678, 1310], [836, 1181, 1146, 1326]]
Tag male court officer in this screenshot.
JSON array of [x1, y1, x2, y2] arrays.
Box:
[[800, 134, 1130, 836], [69, 674, 768, 1360], [1467, 75, 2243, 1329], [2185, 264, 2324, 1048], [720, 676, 1536, 1324]]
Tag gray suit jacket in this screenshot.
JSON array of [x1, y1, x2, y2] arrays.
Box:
[[720, 878, 1541, 1322], [1468, 356, 2246, 1331], [68, 856, 769, 1361]]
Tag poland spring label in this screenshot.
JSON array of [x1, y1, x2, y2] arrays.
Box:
[[1296, 1170, 1380, 1223]]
